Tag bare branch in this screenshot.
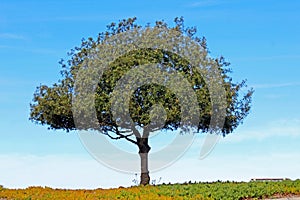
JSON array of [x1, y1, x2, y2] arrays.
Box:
[[103, 126, 138, 145], [111, 126, 133, 134]]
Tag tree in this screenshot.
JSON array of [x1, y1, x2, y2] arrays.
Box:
[[30, 17, 253, 185]]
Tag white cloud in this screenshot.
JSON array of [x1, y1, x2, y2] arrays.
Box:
[[154, 151, 300, 184], [251, 82, 300, 89], [263, 93, 285, 99], [187, 0, 237, 8], [1, 151, 299, 190], [221, 118, 300, 143], [0, 45, 13, 49], [0, 154, 134, 189], [190, 1, 217, 7], [0, 44, 58, 55], [235, 55, 300, 62], [188, 0, 223, 7], [0, 33, 25, 40]]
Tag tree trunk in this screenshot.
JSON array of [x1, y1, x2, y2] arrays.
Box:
[[137, 137, 151, 185]]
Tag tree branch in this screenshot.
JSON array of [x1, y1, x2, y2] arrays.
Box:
[[131, 124, 141, 138], [104, 126, 138, 145]]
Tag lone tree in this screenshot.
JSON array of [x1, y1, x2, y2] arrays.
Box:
[[30, 17, 253, 185]]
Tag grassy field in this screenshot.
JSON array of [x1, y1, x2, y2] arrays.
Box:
[[1, 180, 300, 199]]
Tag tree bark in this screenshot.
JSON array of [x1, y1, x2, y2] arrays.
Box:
[[137, 137, 151, 185]]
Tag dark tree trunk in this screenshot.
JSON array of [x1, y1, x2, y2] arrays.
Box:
[[137, 137, 151, 185]]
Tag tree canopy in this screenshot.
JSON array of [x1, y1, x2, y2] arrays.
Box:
[[30, 17, 253, 185]]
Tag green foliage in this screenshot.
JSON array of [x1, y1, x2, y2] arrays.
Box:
[[1, 180, 300, 199], [30, 17, 253, 137]]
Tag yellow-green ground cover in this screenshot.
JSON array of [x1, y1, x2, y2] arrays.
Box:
[[1, 180, 300, 199]]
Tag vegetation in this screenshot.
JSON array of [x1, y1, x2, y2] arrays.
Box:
[[29, 17, 253, 185], [1, 180, 300, 199]]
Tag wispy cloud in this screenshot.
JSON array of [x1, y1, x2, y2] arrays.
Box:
[[0, 45, 13, 49], [251, 82, 300, 89], [263, 94, 285, 99], [0, 154, 133, 189], [189, 0, 219, 7], [234, 55, 300, 62], [155, 152, 300, 183], [187, 0, 230, 8], [0, 33, 25, 40], [221, 118, 300, 143], [0, 45, 59, 55], [5, 14, 113, 23], [0, 78, 36, 86], [2, 150, 300, 189]]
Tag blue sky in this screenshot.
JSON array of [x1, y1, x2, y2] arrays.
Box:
[[0, 0, 300, 189]]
